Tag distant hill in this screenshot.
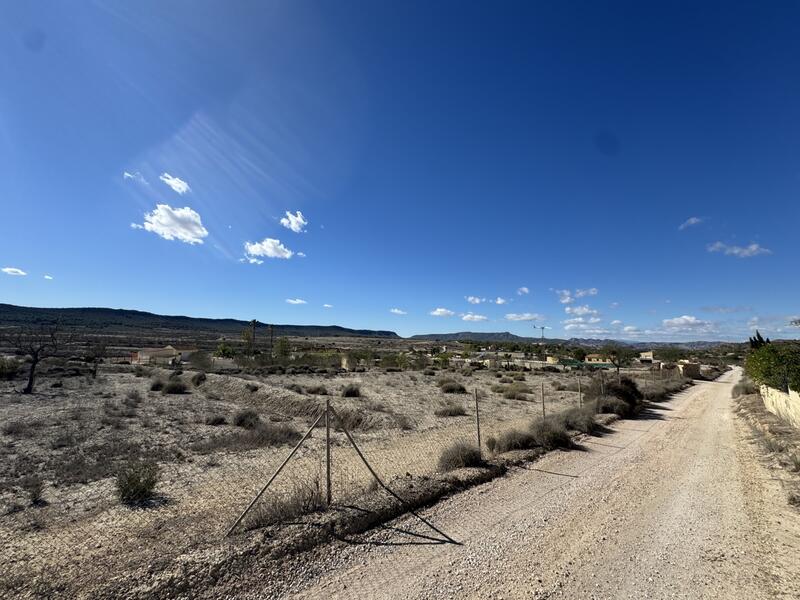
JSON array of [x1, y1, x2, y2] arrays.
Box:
[[410, 331, 730, 349], [409, 331, 535, 342], [0, 304, 399, 339]]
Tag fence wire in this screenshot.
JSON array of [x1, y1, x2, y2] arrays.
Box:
[[0, 366, 673, 596]]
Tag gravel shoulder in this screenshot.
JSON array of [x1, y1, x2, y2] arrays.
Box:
[[221, 367, 800, 599]]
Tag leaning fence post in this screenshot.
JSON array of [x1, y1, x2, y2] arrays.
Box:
[[474, 388, 481, 456], [325, 398, 332, 506], [577, 375, 582, 408], [541, 381, 546, 419]]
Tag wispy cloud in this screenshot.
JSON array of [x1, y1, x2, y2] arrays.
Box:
[[554, 289, 574, 304], [494, 297, 508, 305], [679, 216, 703, 230], [131, 204, 208, 244], [517, 286, 529, 295], [297, 252, 307, 258], [2, 267, 26, 276], [574, 288, 598, 298], [159, 173, 190, 195], [609, 302, 620, 309], [123, 171, 147, 185], [505, 313, 544, 321], [610, 319, 622, 326], [323, 304, 333, 308], [461, 312, 488, 322], [565, 304, 599, 317], [701, 305, 752, 314], [465, 296, 485, 304], [390, 308, 407, 315], [430, 307, 455, 317], [43, 274, 53, 280], [244, 238, 294, 260], [707, 241, 771, 258], [662, 314, 714, 332], [280, 210, 308, 233], [285, 298, 307, 305]]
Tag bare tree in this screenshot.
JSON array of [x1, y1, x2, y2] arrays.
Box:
[[3, 322, 72, 394]]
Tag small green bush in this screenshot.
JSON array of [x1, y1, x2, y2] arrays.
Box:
[[116, 461, 159, 505], [437, 441, 482, 472], [342, 384, 361, 398], [234, 409, 261, 429]]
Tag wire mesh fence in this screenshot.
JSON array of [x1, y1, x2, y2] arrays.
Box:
[[0, 364, 677, 596]]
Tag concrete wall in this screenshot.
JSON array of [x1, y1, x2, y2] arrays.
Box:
[[760, 384, 800, 430]]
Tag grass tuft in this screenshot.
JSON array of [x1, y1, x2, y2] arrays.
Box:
[[437, 441, 482, 472]]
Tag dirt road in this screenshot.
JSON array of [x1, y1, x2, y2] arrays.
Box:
[[230, 368, 800, 599]]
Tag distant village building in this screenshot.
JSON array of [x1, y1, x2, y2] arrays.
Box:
[[677, 360, 702, 378], [131, 345, 198, 365], [585, 354, 607, 364], [639, 350, 655, 364]]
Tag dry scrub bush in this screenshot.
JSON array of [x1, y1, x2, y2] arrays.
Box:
[[205, 415, 227, 426], [0, 357, 19, 380], [191, 372, 207, 386], [595, 395, 632, 417], [342, 384, 361, 398], [149, 378, 164, 392], [306, 384, 328, 395], [494, 429, 538, 452], [193, 421, 300, 453], [560, 406, 598, 434], [116, 461, 159, 505], [529, 417, 571, 450], [437, 441, 482, 472], [162, 380, 187, 394], [732, 379, 759, 398], [434, 402, 467, 417], [234, 409, 260, 429], [245, 477, 324, 529]]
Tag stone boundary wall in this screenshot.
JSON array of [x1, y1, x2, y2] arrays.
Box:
[[760, 384, 800, 429]]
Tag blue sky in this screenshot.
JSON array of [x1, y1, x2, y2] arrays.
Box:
[[1, 1, 798, 341]]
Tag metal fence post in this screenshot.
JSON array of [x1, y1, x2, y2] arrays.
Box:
[[474, 388, 481, 456], [578, 375, 582, 408], [541, 381, 546, 419], [325, 398, 332, 506]]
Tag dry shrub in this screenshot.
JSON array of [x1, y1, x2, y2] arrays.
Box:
[[434, 402, 467, 417], [191, 372, 207, 386], [560, 406, 598, 434], [306, 384, 328, 395], [149, 378, 164, 392], [342, 384, 361, 398], [21, 476, 45, 506], [437, 441, 482, 472], [245, 477, 324, 529], [193, 421, 300, 453], [334, 407, 382, 431], [205, 415, 227, 426], [732, 379, 759, 398], [0, 357, 19, 380], [3, 420, 29, 437], [595, 395, 631, 417], [529, 417, 571, 450], [503, 382, 531, 400], [162, 380, 187, 395], [286, 383, 304, 394], [116, 461, 159, 505], [233, 409, 260, 429], [437, 378, 466, 394], [494, 429, 538, 453]]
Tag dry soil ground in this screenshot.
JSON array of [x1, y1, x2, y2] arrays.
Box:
[[217, 366, 800, 600]]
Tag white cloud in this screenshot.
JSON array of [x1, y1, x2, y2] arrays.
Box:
[[323, 304, 333, 308], [43, 274, 53, 280], [390, 308, 407, 315], [461, 312, 488, 322], [662, 315, 713, 331], [565, 304, 599, 317], [297, 252, 307, 258], [2, 267, 26, 276], [574, 288, 598, 298], [133, 204, 208, 244], [244, 238, 294, 260], [554, 289, 574, 304], [505, 313, 544, 321], [707, 241, 771, 258], [517, 287, 529, 295], [123, 171, 147, 185], [280, 210, 308, 233], [465, 296, 485, 304], [159, 173, 190, 194], [610, 319, 622, 326], [623, 325, 640, 333], [494, 297, 508, 305], [609, 302, 620, 309], [430, 307, 455, 317], [679, 216, 703, 230], [286, 298, 307, 305]]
